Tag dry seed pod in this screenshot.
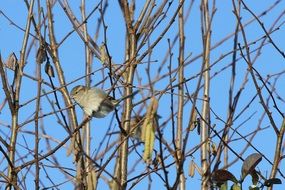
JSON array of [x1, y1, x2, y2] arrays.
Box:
[[6, 53, 17, 69], [130, 114, 160, 141], [45, 62, 55, 78], [36, 46, 47, 64], [189, 109, 197, 131], [211, 142, 217, 156], [142, 97, 158, 162], [188, 160, 195, 177], [99, 44, 107, 64]]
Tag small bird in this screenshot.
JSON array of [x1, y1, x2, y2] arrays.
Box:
[[70, 85, 138, 118]]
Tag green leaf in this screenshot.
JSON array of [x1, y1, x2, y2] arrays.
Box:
[[220, 183, 227, 190], [231, 183, 241, 190], [241, 153, 262, 181]]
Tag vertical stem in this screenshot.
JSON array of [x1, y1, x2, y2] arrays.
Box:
[[34, 1, 43, 188], [7, 0, 35, 188], [177, 1, 185, 190], [80, 0, 95, 188], [268, 120, 285, 190], [201, 0, 211, 189], [34, 57, 41, 190], [118, 1, 136, 188], [120, 37, 136, 189], [234, 2, 285, 189], [46, 1, 84, 188], [224, 0, 240, 179]]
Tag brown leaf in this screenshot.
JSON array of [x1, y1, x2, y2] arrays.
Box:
[[45, 62, 55, 78], [212, 169, 238, 184], [264, 178, 282, 187], [6, 53, 17, 69], [241, 153, 262, 181], [211, 142, 217, 156], [189, 109, 197, 131], [250, 170, 259, 185], [36, 46, 46, 64], [188, 160, 195, 177], [100, 44, 107, 64]]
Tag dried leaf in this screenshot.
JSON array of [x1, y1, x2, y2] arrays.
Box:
[[100, 44, 107, 64], [211, 142, 217, 156], [188, 160, 195, 177], [6, 53, 17, 69], [241, 153, 262, 181], [189, 109, 197, 131], [250, 170, 259, 185], [264, 178, 282, 187], [212, 169, 238, 184], [45, 62, 55, 78], [36, 46, 46, 64]]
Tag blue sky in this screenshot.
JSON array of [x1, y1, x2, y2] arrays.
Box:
[[0, 1, 285, 189]]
